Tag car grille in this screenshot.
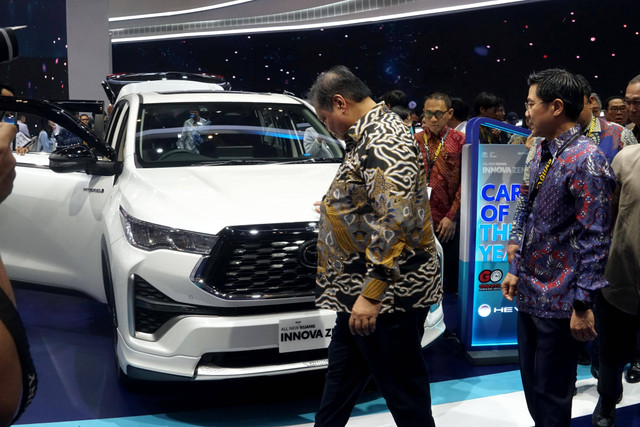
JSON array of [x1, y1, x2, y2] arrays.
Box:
[[193, 222, 319, 300]]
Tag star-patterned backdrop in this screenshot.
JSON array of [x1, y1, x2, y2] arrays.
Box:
[[113, 0, 640, 119]]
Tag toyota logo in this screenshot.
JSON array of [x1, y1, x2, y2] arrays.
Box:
[[298, 239, 318, 269]]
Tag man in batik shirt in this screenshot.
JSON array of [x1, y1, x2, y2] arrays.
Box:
[[308, 65, 441, 427], [508, 75, 637, 262], [501, 69, 616, 427], [415, 92, 464, 293]]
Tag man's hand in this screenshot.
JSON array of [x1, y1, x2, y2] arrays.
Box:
[[349, 295, 382, 336], [507, 243, 519, 264], [501, 273, 518, 301], [0, 123, 17, 204], [570, 309, 597, 342], [524, 134, 535, 150], [436, 217, 456, 242], [313, 200, 322, 214]]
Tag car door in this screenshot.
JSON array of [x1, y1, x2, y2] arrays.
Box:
[[0, 97, 118, 302]]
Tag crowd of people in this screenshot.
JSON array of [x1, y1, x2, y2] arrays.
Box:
[[8, 110, 100, 154], [310, 66, 639, 427]]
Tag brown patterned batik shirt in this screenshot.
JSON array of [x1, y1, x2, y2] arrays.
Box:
[[316, 102, 442, 314]]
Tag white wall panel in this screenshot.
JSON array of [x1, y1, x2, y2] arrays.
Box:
[[66, 0, 111, 102]]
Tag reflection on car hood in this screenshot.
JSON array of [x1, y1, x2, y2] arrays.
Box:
[[119, 163, 339, 234]]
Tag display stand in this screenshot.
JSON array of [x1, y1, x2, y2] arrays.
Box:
[[458, 117, 530, 365]]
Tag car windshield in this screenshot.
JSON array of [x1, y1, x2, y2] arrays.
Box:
[[135, 102, 343, 166]]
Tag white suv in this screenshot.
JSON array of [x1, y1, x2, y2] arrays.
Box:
[[0, 79, 444, 382]]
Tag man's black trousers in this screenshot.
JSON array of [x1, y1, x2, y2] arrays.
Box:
[[315, 308, 435, 427], [596, 291, 640, 408], [517, 311, 580, 427]]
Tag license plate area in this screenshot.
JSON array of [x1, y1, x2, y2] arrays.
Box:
[[278, 315, 334, 353]]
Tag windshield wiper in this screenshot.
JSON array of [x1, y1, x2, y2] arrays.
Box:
[[197, 159, 272, 166], [277, 157, 343, 164]]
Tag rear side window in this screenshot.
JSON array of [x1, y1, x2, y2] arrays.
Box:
[[106, 102, 126, 148], [134, 102, 343, 166]]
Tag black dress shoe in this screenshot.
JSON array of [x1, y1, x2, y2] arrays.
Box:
[[592, 397, 616, 427], [625, 360, 640, 383]]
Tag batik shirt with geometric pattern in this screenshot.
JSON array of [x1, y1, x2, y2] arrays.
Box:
[[508, 125, 616, 319], [316, 102, 442, 314]]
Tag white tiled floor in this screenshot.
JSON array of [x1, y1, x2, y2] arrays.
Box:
[[294, 376, 640, 427]]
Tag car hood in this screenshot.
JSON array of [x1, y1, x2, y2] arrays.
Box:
[[119, 162, 339, 233]]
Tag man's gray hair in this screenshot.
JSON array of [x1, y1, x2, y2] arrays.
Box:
[[307, 65, 372, 112]]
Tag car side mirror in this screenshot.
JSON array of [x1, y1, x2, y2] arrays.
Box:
[[49, 145, 120, 176], [49, 145, 97, 173]]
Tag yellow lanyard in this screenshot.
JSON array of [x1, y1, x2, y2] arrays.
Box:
[[585, 116, 600, 145], [424, 128, 448, 169], [533, 132, 581, 192]]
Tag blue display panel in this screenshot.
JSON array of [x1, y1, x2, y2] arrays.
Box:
[[458, 118, 530, 357]]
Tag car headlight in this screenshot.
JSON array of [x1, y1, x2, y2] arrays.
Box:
[[120, 206, 217, 254]]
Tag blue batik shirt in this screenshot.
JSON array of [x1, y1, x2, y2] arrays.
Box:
[[584, 116, 637, 164], [508, 125, 616, 319]]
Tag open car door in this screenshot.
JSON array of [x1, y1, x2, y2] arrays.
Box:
[[0, 96, 118, 301]]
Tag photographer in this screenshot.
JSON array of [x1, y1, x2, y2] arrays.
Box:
[[0, 27, 38, 426], [0, 118, 36, 427]]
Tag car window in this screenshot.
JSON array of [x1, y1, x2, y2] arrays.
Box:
[[9, 112, 87, 156], [135, 102, 343, 166], [106, 102, 127, 149], [112, 106, 129, 162]]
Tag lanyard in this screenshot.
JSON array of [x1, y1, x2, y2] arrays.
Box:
[[420, 128, 449, 184], [584, 116, 600, 145], [528, 131, 581, 207]]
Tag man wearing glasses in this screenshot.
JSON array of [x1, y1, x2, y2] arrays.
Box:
[[501, 69, 616, 427], [625, 75, 640, 140], [415, 92, 464, 294], [604, 96, 628, 126]]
